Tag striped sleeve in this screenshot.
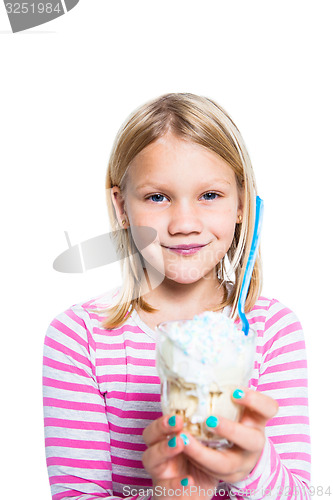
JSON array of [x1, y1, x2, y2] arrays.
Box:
[[43, 306, 141, 500], [228, 299, 311, 499]]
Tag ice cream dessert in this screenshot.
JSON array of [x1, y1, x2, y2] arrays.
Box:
[[155, 311, 256, 447]]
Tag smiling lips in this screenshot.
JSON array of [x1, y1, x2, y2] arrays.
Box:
[[163, 243, 207, 255]]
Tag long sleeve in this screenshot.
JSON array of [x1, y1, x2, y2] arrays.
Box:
[[43, 305, 141, 500], [226, 299, 311, 499], [43, 294, 311, 500]]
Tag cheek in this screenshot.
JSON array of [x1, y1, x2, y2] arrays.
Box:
[[226, 220, 237, 242], [139, 241, 166, 275], [211, 209, 237, 236], [129, 204, 162, 225], [130, 225, 160, 253], [214, 221, 237, 255]]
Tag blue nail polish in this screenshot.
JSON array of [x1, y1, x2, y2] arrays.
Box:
[[206, 415, 219, 428], [181, 478, 189, 486], [233, 389, 245, 399], [168, 436, 177, 448], [168, 415, 176, 427], [180, 433, 189, 446]]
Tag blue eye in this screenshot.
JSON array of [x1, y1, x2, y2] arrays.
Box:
[[146, 192, 220, 203], [148, 194, 167, 203], [202, 192, 219, 201]]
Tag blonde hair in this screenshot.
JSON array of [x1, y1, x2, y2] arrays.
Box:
[[98, 93, 262, 329]]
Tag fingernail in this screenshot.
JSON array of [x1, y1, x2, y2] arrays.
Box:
[[206, 415, 219, 428], [181, 478, 189, 486], [180, 433, 189, 446], [168, 415, 176, 427], [233, 389, 245, 399], [168, 436, 177, 448]]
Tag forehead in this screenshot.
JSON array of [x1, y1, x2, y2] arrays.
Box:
[[125, 134, 237, 188]]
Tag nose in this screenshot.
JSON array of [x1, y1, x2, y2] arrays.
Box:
[[168, 200, 204, 235]]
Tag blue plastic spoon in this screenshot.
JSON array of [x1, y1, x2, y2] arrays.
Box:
[[237, 196, 264, 335]]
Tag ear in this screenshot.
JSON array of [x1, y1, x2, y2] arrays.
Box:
[[110, 186, 127, 227]]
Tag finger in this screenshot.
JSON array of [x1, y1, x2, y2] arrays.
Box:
[[180, 431, 242, 478], [183, 435, 261, 484], [142, 432, 188, 475], [142, 414, 184, 446], [204, 415, 266, 452], [232, 387, 279, 423], [181, 426, 265, 484]]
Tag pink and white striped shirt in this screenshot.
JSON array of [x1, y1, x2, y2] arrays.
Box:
[[43, 287, 311, 500]]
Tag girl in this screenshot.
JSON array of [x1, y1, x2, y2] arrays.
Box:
[[43, 93, 311, 499]]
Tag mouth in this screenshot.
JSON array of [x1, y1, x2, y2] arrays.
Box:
[[162, 243, 208, 255]]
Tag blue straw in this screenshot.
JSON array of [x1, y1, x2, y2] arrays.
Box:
[[237, 196, 264, 335]]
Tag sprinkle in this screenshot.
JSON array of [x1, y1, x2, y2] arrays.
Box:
[[162, 311, 251, 364]]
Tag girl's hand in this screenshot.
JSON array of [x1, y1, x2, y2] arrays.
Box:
[[142, 414, 219, 499], [181, 388, 279, 484], [142, 388, 279, 498]]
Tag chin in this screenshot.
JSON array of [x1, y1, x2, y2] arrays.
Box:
[[164, 271, 207, 285]]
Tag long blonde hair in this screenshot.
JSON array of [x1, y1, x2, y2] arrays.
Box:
[[98, 93, 262, 329]]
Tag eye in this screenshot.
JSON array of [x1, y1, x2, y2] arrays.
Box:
[[201, 192, 220, 201], [146, 194, 168, 203]]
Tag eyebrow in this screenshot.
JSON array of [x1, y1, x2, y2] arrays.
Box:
[[136, 178, 231, 190]]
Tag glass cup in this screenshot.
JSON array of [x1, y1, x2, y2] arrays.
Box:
[[155, 317, 256, 449]]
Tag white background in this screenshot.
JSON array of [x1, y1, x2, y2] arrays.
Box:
[[1, 1, 332, 498]]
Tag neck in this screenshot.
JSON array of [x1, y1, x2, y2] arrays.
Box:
[[140, 267, 226, 319]]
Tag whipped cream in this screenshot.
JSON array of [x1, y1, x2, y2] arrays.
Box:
[[157, 311, 254, 386]]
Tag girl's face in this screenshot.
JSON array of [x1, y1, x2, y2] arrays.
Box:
[[111, 133, 243, 285]]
